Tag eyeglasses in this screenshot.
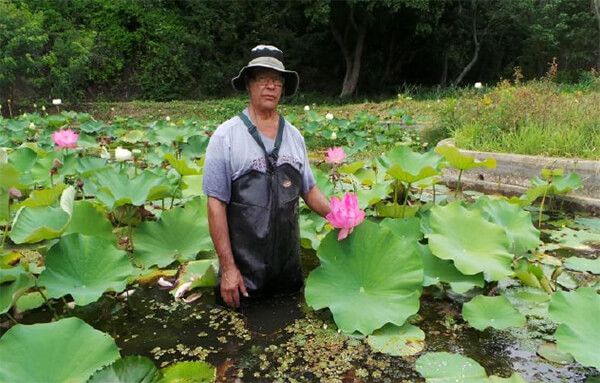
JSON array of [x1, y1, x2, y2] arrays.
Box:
[[253, 75, 284, 88]]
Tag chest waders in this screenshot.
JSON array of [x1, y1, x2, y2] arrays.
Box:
[[216, 113, 303, 304]]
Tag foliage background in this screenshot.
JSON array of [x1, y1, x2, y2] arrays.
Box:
[[1, 0, 599, 103]]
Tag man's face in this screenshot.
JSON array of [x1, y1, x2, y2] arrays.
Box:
[[248, 68, 284, 112]]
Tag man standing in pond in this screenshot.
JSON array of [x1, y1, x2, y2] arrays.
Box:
[[203, 45, 331, 308]]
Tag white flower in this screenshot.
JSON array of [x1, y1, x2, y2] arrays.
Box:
[[115, 147, 132, 162], [325, 113, 334, 120], [166, 116, 171, 122], [474, 82, 483, 89], [304, 105, 310, 111], [29, 122, 35, 129], [41, 105, 46, 111], [52, 99, 62, 105], [331, 132, 337, 140], [100, 146, 111, 159]]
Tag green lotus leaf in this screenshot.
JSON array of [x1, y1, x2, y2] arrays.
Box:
[[418, 244, 484, 293], [63, 200, 115, 241], [0, 191, 8, 221], [527, 172, 583, 201], [161, 361, 215, 383], [462, 295, 526, 331], [366, 323, 425, 356], [376, 202, 419, 218], [76, 156, 109, 177], [39, 233, 135, 306], [153, 125, 191, 145], [574, 217, 600, 231], [488, 374, 528, 383], [8, 147, 38, 172], [550, 228, 600, 250], [300, 212, 329, 250], [0, 317, 120, 383], [121, 129, 146, 143], [88, 356, 161, 383], [173, 259, 219, 293], [426, 203, 513, 281], [563, 257, 600, 274], [501, 286, 550, 317], [312, 165, 334, 197], [536, 342, 574, 365], [79, 120, 105, 133], [305, 221, 423, 335], [435, 145, 496, 170], [181, 134, 210, 159], [415, 352, 489, 383], [0, 162, 21, 188], [15, 290, 46, 314], [10, 186, 75, 244], [181, 175, 204, 198], [0, 266, 35, 314], [382, 146, 441, 184], [380, 217, 422, 242], [20, 183, 66, 208], [339, 161, 364, 174], [133, 205, 212, 268], [164, 153, 201, 176], [356, 182, 391, 209], [548, 287, 600, 370], [92, 169, 171, 209], [471, 197, 540, 255], [24, 151, 78, 186]]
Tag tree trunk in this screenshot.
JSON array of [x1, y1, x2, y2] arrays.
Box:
[[331, 9, 368, 98], [440, 50, 449, 87], [454, 18, 481, 85], [593, 0, 600, 70]]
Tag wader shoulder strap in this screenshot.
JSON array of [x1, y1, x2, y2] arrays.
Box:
[[238, 112, 285, 169]]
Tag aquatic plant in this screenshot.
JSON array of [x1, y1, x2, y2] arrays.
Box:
[[51, 128, 78, 149], [325, 192, 365, 240]]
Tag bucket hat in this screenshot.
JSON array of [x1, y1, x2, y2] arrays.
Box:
[[232, 45, 299, 97]]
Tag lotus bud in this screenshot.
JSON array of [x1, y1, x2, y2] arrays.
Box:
[[53, 158, 63, 168], [111, 107, 115, 111], [100, 146, 111, 159], [304, 105, 310, 111], [8, 187, 22, 200], [42, 105, 46, 111], [52, 99, 62, 105], [77, 180, 84, 189], [132, 149, 142, 159], [474, 82, 483, 89], [33, 103, 37, 108], [331, 132, 337, 140], [115, 147, 133, 162], [50, 167, 58, 175], [29, 122, 35, 129], [165, 116, 171, 122], [326, 113, 334, 120]]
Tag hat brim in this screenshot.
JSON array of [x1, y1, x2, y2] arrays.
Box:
[[232, 64, 299, 97]]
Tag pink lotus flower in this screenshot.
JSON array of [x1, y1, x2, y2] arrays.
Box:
[[51, 128, 78, 149], [326, 192, 365, 241], [325, 147, 345, 164]]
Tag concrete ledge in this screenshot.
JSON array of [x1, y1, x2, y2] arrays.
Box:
[[438, 140, 600, 213]]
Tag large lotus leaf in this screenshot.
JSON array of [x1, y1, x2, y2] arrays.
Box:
[[164, 153, 201, 176], [380, 217, 423, 242], [39, 233, 135, 306], [356, 182, 391, 209], [0, 162, 21, 188], [121, 129, 146, 143], [382, 146, 441, 184], [526, 173, 583, 202], [536, 343, 575, 365], [20, 183, 66, 208], [471, 197, 540, 254], [63, 200, 115, 240], [563, 257, 600, 274], [366, 323, 425, 356], [181, 175, 204, 198], [10, 185, 75, 244], [488, 374, 528, 383], [501, 286, 550, 317], [415, 352, 489, 383], [339, 161, 365, 174], [426, 203, 513, 281], [88, 356, 161, 383], [173, 259, 219, 293], [305, 221, 423, 335], [24, 151, 78, 186], [435, 145, 496, 170], [181, 134, 210, 158], [92, 169, 171, 209], [15, 290, 46, 313], [152, 125, 191, 145], [548, 287, 600, 370], [376, 202, 419, 218], [0, 266, 35, 314], [76, 156, 109, 176], [418, 244, 484, 293], [0, 317, 120, 383], [133, 205, 212, 268], [8, 147, 38, 172], [311, 164, 334, 197], [161, 361, 215, 383], [462, 295, 526, 331], [79, 120, 105, 133]]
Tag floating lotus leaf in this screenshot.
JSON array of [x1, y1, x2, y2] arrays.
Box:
[[356, 182, 391, 209], [488, 374, 528, 383], [536, 343, 574, 365], [471, 197, 540, 254], [426, 203, 513, 281], [381, 146, 441, 184], [161, 361, 215, 383], [121, 129, 146, 143], [0, 317, 120, 383], [88, 356, 161, 383], [63, 200, 115, 240], [20, 183, 66, 208], [418, 244, 484, 293], [133, 205, 212, 268], [548, 287, 600, 370], [415, 352, 488, 382], [574, 217, 600, 231], [10, 186, 75, 244], [462, 295, 526, 331], [92, 169, 171, 209], [305, 221, 423, 335], [0, 266, 35, 314], [563, 257, 600, 274], [366, 323, 425, 356], [501, 286, 550, 317], [550, 228, 600, 250], [435, 145, 496, 170], [380, 217, 423, 242], [39, 233, 135, 306]]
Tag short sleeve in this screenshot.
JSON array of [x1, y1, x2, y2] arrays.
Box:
[[202, 134, 232, 203], [300, 136, 315, 194]]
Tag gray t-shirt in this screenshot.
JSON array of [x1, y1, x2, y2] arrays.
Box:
[[202, 109, 315, 203]]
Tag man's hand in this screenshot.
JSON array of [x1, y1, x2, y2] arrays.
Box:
[[220, 266, 248, 308]]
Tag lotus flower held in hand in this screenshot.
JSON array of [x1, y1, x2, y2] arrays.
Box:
[[326, 192, 365, 240], [51, 128, 79, 149]]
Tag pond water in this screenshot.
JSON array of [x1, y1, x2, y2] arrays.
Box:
[[8, 246, 597, 383]]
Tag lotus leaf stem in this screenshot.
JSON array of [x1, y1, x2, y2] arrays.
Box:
[[402, 182, 411, 219], [36, 286, 59, 320], [454, 169, 464, 199], [538, 187, 549, 229], [5, 311, 18, 324]]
